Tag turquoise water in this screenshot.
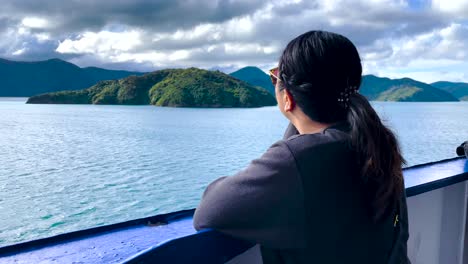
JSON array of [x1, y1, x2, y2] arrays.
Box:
[[0, 98, 467, 247]]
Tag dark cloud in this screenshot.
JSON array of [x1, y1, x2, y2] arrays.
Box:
[[136, 1, 450, 54], [0, 0, 267, 34], [266, 1, 449, 47], [1, 0, 468, 82]]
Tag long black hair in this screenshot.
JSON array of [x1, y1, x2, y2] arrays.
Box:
[[279, 30, 405, 222]]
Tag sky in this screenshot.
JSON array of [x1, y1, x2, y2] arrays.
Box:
[[1, 0, 468, 83]]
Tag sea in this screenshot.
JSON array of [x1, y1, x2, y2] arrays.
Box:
[[0, 97, 467, 247]]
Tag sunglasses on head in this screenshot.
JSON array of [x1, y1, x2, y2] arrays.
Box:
[[269, 67, 279, 86]]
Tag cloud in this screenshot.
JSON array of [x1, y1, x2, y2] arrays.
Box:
[[363, 23, 468, 81], [22, 17, 50, 29], [432, 0, 468, 16], [0, 0, 267, 34], [1, 0, 468, 82], [56, 30, 143, 54]]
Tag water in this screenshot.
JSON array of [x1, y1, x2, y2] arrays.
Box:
[[0, 98, 467, 247]]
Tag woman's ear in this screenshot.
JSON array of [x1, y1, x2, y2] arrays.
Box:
[[283, 89, 295, 112]]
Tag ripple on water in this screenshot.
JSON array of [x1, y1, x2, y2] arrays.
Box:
[[69, 207, 97, 218], [40, 214, 53, 220], [15, 172, 33, 178], [49, 221, 67, 228]]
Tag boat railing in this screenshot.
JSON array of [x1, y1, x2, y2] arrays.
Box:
[[0, 157, 467, 264]]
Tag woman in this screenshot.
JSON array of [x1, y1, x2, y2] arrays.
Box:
[[194, 31, 410, 263]]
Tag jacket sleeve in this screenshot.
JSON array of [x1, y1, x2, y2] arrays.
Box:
[[398, 190, 411, 263], [193, 141, 306, 249], [387, 189, 411, 264]]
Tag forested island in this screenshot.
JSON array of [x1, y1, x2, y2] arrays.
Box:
[[1, 58, 466, 104], [26, 68, 276, 107]]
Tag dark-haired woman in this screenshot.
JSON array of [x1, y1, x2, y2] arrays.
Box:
[[194, 31, 410, 264]]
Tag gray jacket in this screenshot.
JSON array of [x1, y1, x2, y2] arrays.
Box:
[[194, 123, 410, 263]]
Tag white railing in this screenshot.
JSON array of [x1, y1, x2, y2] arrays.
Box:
[[407, 180, 468, 264]]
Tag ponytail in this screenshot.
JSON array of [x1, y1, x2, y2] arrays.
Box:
[[347, 93, 405, 222]]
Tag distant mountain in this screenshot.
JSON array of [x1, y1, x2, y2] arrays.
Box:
[[4, 59, 462, 102], [230, 66, 274, 95], [431, 81, 468, 101], [360, 75, 458, 102], [27, 68, 276, 107], [0, 58, 143, 97], [230, 67, 458, 102]]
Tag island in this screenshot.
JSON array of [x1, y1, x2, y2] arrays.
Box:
[[27, 68, 277, 108]]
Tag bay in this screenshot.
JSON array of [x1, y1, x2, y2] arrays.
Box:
[[0, 98, 467, 247]]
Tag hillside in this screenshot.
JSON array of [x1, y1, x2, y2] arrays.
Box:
[[229, 68, 458, 102], [431, 81, 468, 101], [360, 75, 458, 102], [230, 66, 274, 95], [4, 59, 462, 102], [27, 68, 276, 107], [0, 58, 143, 96]]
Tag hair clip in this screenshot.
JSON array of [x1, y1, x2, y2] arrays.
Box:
[[338, 86, 359, 108]]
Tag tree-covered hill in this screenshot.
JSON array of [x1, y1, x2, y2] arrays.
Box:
[[360, 75, 458, 102], [27, 68, 277, 107], [230, 66, 275, 95], [0, 58, 143, 96], [431, 81, 468, 101], [6, 59, 463, 103], [229, 67, 459, 102]]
